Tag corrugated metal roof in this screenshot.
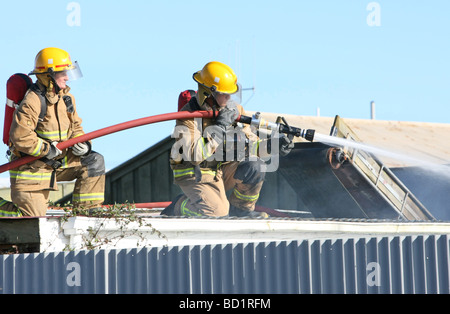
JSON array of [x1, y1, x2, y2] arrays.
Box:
[[2, 235, 449, 294]]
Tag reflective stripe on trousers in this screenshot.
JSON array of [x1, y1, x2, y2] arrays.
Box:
[[180, 198, 202, 217], [0, 199, 22, 217], [173, 168, 216, 179], [233, 188, 260, 202]]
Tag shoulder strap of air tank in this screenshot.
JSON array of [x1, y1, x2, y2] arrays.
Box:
[[29, 83, 47, 122]]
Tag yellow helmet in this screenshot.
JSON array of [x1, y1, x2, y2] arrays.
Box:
[[29, 47, 82, 80], [193, 61, 239, 94], [193, 61, 239, 106]]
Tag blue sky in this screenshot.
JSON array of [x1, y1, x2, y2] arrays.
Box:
[[0, 1, 449, 184]]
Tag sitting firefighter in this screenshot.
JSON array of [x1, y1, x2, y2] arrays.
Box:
[[7, 47, 105, 217], [163, 61, 293, 218]]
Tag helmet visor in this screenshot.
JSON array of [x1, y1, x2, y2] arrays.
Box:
[[230, 83, 242, 105], [213, 83, 241, 107], [58, 61, 83, 81]]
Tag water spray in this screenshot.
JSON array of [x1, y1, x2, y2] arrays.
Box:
[[314, 132, 450, 176]]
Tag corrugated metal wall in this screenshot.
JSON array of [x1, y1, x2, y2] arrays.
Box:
[[1, 235, 449, 294]]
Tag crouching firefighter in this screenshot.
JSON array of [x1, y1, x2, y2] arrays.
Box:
[[162, 61, 294, 218], [7, 47, 105, 217]]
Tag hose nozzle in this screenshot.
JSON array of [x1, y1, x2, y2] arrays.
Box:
[[237, 113, 316, 142], [301, 129, 315, 142]]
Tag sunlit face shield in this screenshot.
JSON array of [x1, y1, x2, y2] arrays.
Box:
[[58, 61, 83, 81], [212, 83, 242, 108]]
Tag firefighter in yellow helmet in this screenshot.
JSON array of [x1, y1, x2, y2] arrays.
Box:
[[6, 47, 105, 217], [163, 61, 293, 218]]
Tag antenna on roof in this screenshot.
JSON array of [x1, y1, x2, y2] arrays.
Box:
[[242, 86, 255, 106], [371, 101, 376, 120]]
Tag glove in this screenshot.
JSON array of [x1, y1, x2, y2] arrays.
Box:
[[279, 134, 294, 156], [45, 141, 62, 160], [215, 106, 239, 131], [72, 142, 91, 156]]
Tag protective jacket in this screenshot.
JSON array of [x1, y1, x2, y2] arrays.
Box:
[[170, 97, 261, 184], [9, 81, 87, 191]]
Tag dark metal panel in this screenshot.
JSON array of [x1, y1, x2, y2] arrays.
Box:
[[119, 172, 135, 203], [412, 236, 427, 293], [424, 236, 438, 294], [278, 241, 300, 294], [230, 243, 245, 294], [150, 152, 172, 202], [389, 236, 403, 293], [188, 245, 203, 294], [309, 240, 322, 294], [401, 236, 415, 293], [253, 242, 267, 293], [354, 238, 368, 294], [377, 237, 391, 293], [241, 242, 256, 294], [106, 246, 118, 293], [366, 238, 380, 294], [134, 163, 151, 203], [436, 235, 450, 293], [104, 137, 175, 205], [0, 218, 40, 247], [297, 240, 311, 293], [115, 248, 137, 294], [321, 239, 345, 294], [343, 238, 357, 294], [198, 244, 213, 294]]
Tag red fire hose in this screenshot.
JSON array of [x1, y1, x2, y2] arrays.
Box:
[[1, 110, 316, 173], [0, 111, 217, 173], [2, 110, 292, 218]]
